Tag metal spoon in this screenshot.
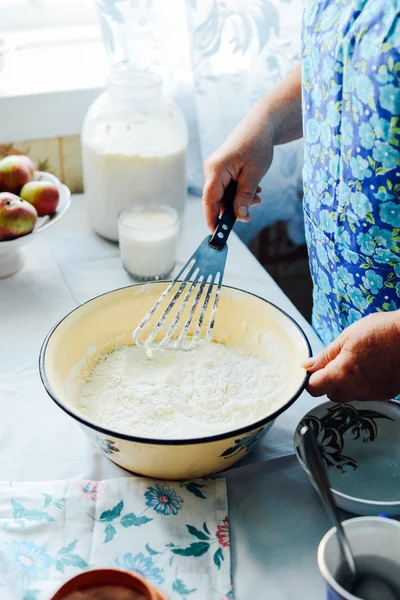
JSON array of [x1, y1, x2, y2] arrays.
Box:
[[299, 425, 397, 600]]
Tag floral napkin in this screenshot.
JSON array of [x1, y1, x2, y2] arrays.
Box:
[[0, 478, 232, 600]]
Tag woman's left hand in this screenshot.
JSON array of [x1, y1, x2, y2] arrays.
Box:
[[303, 311, 400, 402]]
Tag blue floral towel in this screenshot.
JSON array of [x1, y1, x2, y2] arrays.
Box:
[[0, 478, 232, 600]]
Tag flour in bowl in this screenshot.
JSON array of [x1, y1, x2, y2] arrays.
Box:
[[72, 341, 286, 439]]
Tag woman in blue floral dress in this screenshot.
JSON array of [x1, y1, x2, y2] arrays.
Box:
[[203, 0, 400, 403]]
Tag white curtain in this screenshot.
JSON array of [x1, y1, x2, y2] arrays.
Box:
[[96, 0, 305, 244]]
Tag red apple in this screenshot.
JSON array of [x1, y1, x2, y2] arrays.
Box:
[[20, 180, 59, 217], [0, 192, 38, 241], [0, 155, 35, 194]]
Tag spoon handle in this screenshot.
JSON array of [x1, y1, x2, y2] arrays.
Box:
[[300, 425, 357, 578]]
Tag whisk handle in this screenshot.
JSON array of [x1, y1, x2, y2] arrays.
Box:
[[209, 179, 238, 251]]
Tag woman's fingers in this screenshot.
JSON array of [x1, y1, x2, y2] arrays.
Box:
[[302, 336, 343, 372], [203, 178, 262, 228], [233, 170, 261, 221], [202, 162, 233, 230], [303, 337, 348, 400], [306, 358, 345, 399], [203, 155, 264, 230]]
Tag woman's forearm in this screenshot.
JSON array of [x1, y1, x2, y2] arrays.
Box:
[[251, 63, 303, 146], [202, 63, 303, 229]]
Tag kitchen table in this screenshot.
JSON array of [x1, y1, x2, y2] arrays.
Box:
[[0, 194, 331, 599]]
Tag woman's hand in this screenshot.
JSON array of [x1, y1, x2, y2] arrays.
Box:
[[202, 64, 303, 231], [202, 115, 275, 230], [303, 311, 400, 402]]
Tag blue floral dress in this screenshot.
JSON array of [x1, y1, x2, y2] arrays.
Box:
[[302, 0, 400, 345]]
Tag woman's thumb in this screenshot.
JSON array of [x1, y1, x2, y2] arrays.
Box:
[[302, 337, 343, 372], [233, 173, 260, 221]]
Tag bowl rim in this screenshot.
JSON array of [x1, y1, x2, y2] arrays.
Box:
[[49, 567, 166, 600], [39, 283, 312, 446], [294, 399, 400, 506]]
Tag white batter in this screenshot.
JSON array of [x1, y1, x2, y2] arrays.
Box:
[[71, 342, 286, 439]]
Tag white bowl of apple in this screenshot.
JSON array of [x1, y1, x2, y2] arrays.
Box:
[[0, 155, 71, 278]]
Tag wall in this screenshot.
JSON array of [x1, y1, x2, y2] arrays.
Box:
[[0, 135, 83, 194]]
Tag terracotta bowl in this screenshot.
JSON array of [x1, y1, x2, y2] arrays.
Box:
[[40, 283, 311, 479], [50, 568, 167, 599]]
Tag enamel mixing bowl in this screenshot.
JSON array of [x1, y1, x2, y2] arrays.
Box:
[[40, 283, 311, 480]]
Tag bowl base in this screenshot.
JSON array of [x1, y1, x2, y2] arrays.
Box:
[[0, 248, 25, 278]]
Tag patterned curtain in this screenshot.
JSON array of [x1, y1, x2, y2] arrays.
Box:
[[96, 0, 305, 244]]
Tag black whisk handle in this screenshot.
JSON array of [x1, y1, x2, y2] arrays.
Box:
[[209, 179, 237, 251]]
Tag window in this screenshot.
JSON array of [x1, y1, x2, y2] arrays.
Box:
[[0, 0, 97, 32], [0, 0, 104, 98]]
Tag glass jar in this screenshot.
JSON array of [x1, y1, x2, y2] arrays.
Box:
[[81, 66, 188, 241]]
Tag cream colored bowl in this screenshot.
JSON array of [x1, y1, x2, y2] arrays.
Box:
[[40, 283, 311, 480]]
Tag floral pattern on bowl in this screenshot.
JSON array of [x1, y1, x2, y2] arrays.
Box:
[[95, 436, 120, 455], [294, 400, 400, 516], [219, 423, 273, 459]]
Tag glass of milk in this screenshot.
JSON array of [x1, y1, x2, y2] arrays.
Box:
[[81, 65, 188, 241], [118, 204, 180, 281]]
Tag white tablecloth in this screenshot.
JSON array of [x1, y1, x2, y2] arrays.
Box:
[[0, 195, 330, 599]]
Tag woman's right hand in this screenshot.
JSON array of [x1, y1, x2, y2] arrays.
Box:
[[202, 115, 276, 231], [202, 64, 303, 231]]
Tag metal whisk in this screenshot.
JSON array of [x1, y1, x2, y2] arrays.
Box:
[[132, 180, 238, 352]]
